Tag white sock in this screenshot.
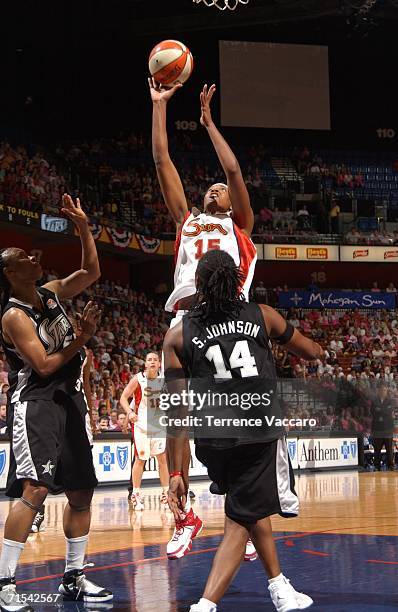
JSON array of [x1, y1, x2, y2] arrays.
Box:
[[184, 496, 191, 514], [65, 535, 88, 573], [133, 488, 140, 495], [269, 573, 285, 585], [0, 539, 25, 579], [198, 598, 217, 611]]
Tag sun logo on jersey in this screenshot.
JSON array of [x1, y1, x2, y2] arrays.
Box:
[[183, 220, 228, 237], [39, 314, 71, 354]]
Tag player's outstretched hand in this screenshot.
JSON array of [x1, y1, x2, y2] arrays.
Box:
[[61, 194, 88, 231], [200, 83, 216, 128], [148, 77, 182, 103], [168, 475, 187, 522], [79, 301, 102, 338]]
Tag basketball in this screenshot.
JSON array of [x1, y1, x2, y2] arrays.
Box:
[[148, 40, 194, 87]]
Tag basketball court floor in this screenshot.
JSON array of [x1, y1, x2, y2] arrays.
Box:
[[1, 471, 397, 611]]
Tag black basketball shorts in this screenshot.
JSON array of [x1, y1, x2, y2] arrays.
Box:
[[195, 437, 298, 524], [6, 389, 98, 498]]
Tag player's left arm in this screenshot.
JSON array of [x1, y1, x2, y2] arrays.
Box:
[[163, 323, 189, 520], [200, 84, 254, 236], [44, 195, 100, 299]]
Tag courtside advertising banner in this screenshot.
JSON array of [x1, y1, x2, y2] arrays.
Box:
[[92, 440, 132, 483], [340, 245, 398, 262], [279, 290, 396, 309], [291, 437, 359, 469], [0, 443, 9, 489], [263, 244, 339, 261]]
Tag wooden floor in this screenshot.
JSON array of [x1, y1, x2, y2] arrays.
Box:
[[0, 470, 396, 566]]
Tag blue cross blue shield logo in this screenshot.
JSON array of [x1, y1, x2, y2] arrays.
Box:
[[350, 441, 357, 458], [99, 446, 115, 472], [0, 450, 6, 476], [341, 441, 350, 460], [288, 440, 297, 462], [117, 446, 129, 471]]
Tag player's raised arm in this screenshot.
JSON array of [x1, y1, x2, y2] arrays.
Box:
[[44, 194, 100, 299], [2, 302, 101, 378], [149, 78, 189, 230], [120, 375, 139, 423], [260, 304, 324, 361], [200, 84, 254, 236]]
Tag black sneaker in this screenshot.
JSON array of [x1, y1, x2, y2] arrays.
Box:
[[0, 577, 34, 611], [58, 565, 113, 603], [30, 506, 45, 533], [188, 489, 196, 500]]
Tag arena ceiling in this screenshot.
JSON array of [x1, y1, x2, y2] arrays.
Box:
[[3, 0, 398, 46]]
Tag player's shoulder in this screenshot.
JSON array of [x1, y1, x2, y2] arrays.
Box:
[[2, 305, 32, 326]]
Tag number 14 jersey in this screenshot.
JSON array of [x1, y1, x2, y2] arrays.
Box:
[[182, 302, 284, 447]]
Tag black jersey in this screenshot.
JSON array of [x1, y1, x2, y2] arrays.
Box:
[[182, 302, 284, 448], [0, 287, 82, 403]]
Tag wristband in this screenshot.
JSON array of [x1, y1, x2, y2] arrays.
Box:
[[169, 471, 183, 478]]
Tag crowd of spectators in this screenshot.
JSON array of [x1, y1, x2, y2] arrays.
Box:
[[0, 141, 66, 211], [292, 146, 365, 188], [273, 305, 398, 443], [344, 227, 398, 245]]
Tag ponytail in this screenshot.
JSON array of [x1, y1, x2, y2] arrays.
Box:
[[191, 249, 244, 321]]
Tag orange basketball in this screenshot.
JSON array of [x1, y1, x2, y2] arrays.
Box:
[[149, 40, 194, 87]]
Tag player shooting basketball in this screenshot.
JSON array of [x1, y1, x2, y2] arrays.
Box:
[[149, 77, 257, 560]]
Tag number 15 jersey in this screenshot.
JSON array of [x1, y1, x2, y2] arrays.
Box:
[[165, 211, 257, 313]]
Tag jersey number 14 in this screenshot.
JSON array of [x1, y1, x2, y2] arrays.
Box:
[[205, 340, 259, 379]]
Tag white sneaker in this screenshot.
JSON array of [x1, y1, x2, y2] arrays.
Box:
[[0, 578, 34, 611], [167, 508, 202, 559], [244, 538, 258, 562], [130, 492, 144, 511], [269, 575, 313, 612], [58, 564, 113, 603]]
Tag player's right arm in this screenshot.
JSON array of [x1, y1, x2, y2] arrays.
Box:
[[149, 78, 189, 230], [259, 304, 324, 361], [120, 376, 139, 422], [2, 302, 101, 378]]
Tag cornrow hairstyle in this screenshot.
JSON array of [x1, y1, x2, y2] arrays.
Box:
[[0, 249, 11, 318], [190, 249, 245, 321]]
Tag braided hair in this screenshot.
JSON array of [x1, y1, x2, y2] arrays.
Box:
[[0, 249, 11, 317], [191, 249, 244, 321]]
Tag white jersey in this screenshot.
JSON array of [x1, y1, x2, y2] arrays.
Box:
[[131, 372, 163, 434], [165, 211, 257, 312]]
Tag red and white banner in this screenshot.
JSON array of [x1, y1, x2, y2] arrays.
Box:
[[340, 245, 398, 262], [106, 227, 134, 249], [136, 234, 161, 255]]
